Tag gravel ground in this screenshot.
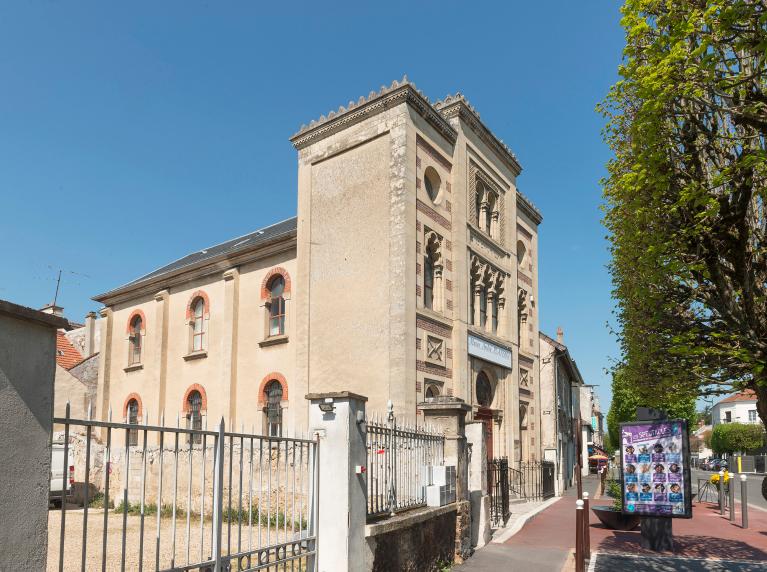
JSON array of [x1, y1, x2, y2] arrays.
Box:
[[47, 507, 309, 571]]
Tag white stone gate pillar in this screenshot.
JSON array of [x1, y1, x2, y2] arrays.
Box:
[[307, 391, 368, 572]]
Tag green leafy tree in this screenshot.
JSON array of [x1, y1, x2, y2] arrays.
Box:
[[710, 422, 766, 454], [600, 1, 767, 429]]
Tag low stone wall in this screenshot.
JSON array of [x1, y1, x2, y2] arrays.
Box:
[[364, 504, 457, 572]]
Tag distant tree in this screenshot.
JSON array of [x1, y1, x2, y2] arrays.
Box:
[[696, 406, 713, 426], [710, 423, 766, 455]]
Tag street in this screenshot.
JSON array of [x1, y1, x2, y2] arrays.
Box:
[[691, 468, 767, 512]]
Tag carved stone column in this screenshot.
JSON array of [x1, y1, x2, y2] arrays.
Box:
[[473, 284, 483, 327], [497, 296, 506, 337], [490, 211, 499, 239], [478, 201, 488, 233]]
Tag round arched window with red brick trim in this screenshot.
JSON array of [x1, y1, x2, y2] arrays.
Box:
[[264, 380, 283, 437], [267, 275, 286, 336]]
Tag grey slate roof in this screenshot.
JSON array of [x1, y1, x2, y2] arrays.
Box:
[[95, 217, 297, 300]]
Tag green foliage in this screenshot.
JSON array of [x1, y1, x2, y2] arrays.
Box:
[[605, 479, 623, 511], [112, 501, 306, 529], [606, 366, 696, 447], [88, 492, 113, 509], [436, 560, 453, 572], [710, 423, 766, 454], [600, 0, 767, 424]]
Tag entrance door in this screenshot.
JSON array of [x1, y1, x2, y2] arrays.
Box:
[[476, 407, 494, 495], [476, 407, 494, 461]]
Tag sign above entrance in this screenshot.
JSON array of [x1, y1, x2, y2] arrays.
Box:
[[468, 334, 512, 368]]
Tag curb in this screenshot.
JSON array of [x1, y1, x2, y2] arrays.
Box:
[[491, 496, 561, 544]]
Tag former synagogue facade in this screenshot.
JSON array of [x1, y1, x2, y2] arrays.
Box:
[[93, 78, 543, 464]]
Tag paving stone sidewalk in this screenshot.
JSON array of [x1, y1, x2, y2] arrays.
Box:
[[455, 476, 601, 572], [457, 475, 767, 572]]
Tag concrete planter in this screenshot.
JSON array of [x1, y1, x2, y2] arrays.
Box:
[[591, 505, 640, 531]]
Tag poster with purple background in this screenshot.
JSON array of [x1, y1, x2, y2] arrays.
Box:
[[619, 419, 692, 518]]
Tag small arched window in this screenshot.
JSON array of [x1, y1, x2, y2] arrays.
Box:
[[267, 276, 286, 337], [485, 193, 495, 236], [479, 285, 488, 328], [423, 167, 441, 203], [425, 384, 440, 400], [129, 315, 143, 365], [476, 371, 493, 407], [187, 390, 203, 444], [520, 403, 529, 430], [191, 297, 206, 352], [517, 240, 527, 269], [127, 398, 139, 446], [264, 380, 283, 437], [424, 253, 434, 310], [476, 183, 484, 228]]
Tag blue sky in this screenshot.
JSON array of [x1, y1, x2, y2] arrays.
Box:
[[0, 1, 625, 415]]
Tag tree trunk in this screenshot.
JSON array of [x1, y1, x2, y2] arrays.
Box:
[[754, 384, 767, 501]]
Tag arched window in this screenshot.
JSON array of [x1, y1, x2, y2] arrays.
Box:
[[476, 183, 485, 230], [479, 285, 488, 328], [423, 167, 441, 203], [129, 315, 143, 365], [267, 276, 286, 337], [520, 403, 529, 429], [485, 193, 495, 236], [264, 381, 283, 437], [424, 252, 434, 309], [187, 390, 203, 444], [191, 297, 206, 352], [476, 372, 493, 407], [425, 384, 440, 399], [127, 398, 139, 446]]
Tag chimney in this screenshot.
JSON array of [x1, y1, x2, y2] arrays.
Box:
[[556, 326, 564, 344], [40, 304, 64, 317], [84, 311, 97, 357]]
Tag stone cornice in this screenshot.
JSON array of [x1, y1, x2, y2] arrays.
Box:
[[516, 192, 543, 225], [435, 95, 523, 177], [290, 76, 457, 150]]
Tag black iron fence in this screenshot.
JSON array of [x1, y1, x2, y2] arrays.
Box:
[[510, 461, 556, 501], [488, 457, 510, 526]]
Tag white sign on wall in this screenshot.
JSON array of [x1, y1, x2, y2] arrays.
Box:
[[467, 334, 512, 368]]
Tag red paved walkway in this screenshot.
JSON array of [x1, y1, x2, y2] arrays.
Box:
[[590, 500, 767, 561]]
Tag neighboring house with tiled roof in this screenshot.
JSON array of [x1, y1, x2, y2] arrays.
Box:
[[49, 308, 100, 421], [56, 332, 83, 369], [712, 390, 761, 428]]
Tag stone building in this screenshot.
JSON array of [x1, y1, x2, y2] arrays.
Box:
[[93, 78, 543, 464], [539, 328, 583, 494]]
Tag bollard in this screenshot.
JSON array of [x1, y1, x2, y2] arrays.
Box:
[[583, 491, 591, 560], [729, 474, 735, 521], [718, 470, 725, 515], [740, 474, 748, 529], [575, 499, 584, 572]]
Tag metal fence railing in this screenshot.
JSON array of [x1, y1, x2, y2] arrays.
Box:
[[488, 457, 510, 526], [365, 407, 444, 519], [509, 460, 556, 501], [50, 403, 318, 572]]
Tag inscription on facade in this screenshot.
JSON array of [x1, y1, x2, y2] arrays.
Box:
[[468, 334, 512, 368]]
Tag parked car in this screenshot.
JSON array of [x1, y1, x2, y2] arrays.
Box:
[[705, 458, 728, 471], [49, 442, 74, 508]]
